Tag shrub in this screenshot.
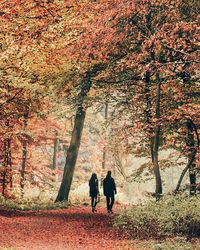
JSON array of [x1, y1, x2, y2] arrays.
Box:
[[0, 195, 69, 211], [114, 195, 200, 239], [134, 237, 200, 250]]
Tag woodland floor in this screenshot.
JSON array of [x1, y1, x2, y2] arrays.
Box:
[[0, 206, 135, 250]]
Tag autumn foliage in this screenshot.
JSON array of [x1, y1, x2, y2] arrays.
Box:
[[0, 0, 199, 200]]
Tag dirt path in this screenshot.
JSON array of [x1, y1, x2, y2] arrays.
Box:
[[0, 206, 135, 250]]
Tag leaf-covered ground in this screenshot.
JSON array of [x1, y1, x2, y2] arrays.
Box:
[[0, 206, 135, 250]]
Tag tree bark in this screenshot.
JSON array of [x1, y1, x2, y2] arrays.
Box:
[[55, 64, 106, 202], [55, 105, 87, 202], [2, 134, 12, 196], [144, 71, 162, 198], [52, 131, 59, 182], [175, 148, 196, 193], [102, 102, 108, 170], [55, 80, 91, 202], [151, 73, 162, 197], [7, 138, 12, 189], [101, 102, 109, 186], [20, 108, 29, 192], [2, 139, 7, 196], [52, 132, 59, 170], [187, 119, 196, 195], [175, 119, 199, 194]]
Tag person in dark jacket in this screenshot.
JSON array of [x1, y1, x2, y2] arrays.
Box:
[[89, 173, 99, 212], [103, 171, 117, 213]]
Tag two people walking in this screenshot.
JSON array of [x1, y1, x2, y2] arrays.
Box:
[[89, 171, 117, 213]]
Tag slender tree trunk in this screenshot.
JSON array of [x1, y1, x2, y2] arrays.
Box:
[[2, 140, 7, 196], [175, 119, 198, 194], [145, 71, 162, 198], [2, 135, 12, 196], [152, 74, 162, 197], [7, 138, 12, 189], [189, 162, 196, 195], [102, 102, 108, 170], [187, 120, 196, 195], [53, 132, 59, 170], [3, 119, 12, 195], [20, 108, 29, 192], [101, 103, 108, 186], [5, 85, 12, 190], [145, 10, 162, 197], [52, 132, 59, 182], [2, 172, 6, 196], [175, 150, 196, 193]]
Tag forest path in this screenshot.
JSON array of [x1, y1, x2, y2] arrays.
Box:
[[0, 206, 136, 250]]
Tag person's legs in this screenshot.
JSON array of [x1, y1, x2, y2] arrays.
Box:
[[91, 195, 98, 212], [93, 195, 97, 211], [110, 194, 115, 213], [91, 196, 95, 212], [106, 196, 111, 213]]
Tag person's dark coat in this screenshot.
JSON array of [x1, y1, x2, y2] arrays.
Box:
[[89, 178, 99, 197], [103, 176, 117, 197]]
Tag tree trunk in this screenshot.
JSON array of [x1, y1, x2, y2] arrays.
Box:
[[187, 119, 196, 195], [55, 64, 106, 202], [2, 140, 7, 196], [52, 132, 59, 170], [144, 71, 162, 198], [55, 79, 92, 202], [52, 131, 59, 181], [175, 148, 196, 193], [102, 102, 108, 170], [189, 163, 196, 195], [175, 119, 198, 194], [2, 172, 6, 196], [101, 103, 108, 186], [55, 106, 87, 202], [2, 134, 12, 196], [151, 74, 162, 197], [7, 137, 12, 189], [20, 108, 29, 192]]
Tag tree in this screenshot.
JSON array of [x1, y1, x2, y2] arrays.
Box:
[[71, 0, 199, 197], [175, 119, 199, 193], [1, 0, 199, 199], [20, 106, 29, 193], [56, 63, 106, 202]]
